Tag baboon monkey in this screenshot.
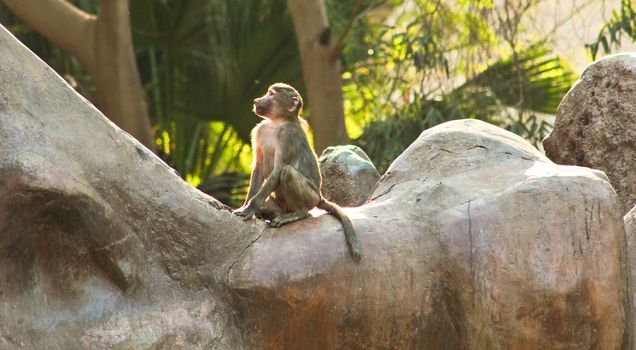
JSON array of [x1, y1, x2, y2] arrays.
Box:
[[233, 83, 362, 261]]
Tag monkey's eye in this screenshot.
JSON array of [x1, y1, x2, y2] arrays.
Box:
[[268, 90, 274, 96]]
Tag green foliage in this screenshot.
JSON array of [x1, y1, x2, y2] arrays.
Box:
[[586, 0, 636, 59], [1, 0, 576, 201], [502, 113, 552, 149], [197, 172, 249, 208], [337, 1, 578, 173], [461, 44, 576, 114], [354, 44, 576, 173], [325, 0, 398, 62], [341, 0, 499, 137]]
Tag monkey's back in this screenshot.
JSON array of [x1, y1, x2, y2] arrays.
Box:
[[279, 120, 322, 189]]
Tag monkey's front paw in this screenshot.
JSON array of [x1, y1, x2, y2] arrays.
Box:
[[269, 217, 283, 228], [233, 206, 256, 220]]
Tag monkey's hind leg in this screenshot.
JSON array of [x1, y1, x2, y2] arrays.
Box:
[[256, 196, 284, 221], [269, 165, 319, 228], [269, 211, 309, 228]]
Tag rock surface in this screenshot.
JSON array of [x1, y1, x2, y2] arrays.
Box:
[[0, 23, 631, 349], [625, 206, 636, 349], [319, 145, 380, 206], [544, 53, 636, 213], [0, 24, 253, 349], [229, 119, 630, 349]]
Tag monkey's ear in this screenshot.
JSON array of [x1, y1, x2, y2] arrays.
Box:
[[289, 96, 300, 113]]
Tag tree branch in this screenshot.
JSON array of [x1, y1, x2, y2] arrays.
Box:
[[2, 0, 96, 70], [330, 0, 364, 61]]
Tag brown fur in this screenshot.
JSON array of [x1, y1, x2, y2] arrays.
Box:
[[233, 83, 362, 261]]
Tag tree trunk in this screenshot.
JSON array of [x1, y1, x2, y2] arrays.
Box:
[[288, 0, 350, 153], [2, 0, 155, 151]]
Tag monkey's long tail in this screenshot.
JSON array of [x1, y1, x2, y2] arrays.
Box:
[[318, 198, 362, 262]]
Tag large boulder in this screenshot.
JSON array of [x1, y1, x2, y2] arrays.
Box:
[[319, 145, 380, 206], [229, 119, 630, 349], [0, 24, 253, 349], [544, 53, 636, 213], [0, 23, 630, 349]]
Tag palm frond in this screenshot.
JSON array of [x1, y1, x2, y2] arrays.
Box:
[[356, 44, 575, 172], [461, 44, 576, 114], [586, 0, 636, 59]]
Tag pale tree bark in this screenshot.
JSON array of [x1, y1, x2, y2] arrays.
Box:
[[288, 0, 350, 153], [2, 0, 155, 151]]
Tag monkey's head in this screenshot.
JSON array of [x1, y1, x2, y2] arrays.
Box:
[[253, 83, 303, 120]]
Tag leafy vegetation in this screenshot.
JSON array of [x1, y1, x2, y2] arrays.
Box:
[[338, 1, 576, 172], [1, 0, 583, 203], [586, 0, 636, 59]]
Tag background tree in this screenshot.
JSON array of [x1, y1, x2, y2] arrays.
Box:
[[287, 0, 351, 153], [1, 0, 154, 150]]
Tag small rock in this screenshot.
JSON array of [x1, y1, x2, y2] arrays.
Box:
[[544, 53, 636, 213], [319, 145, 380, 207]]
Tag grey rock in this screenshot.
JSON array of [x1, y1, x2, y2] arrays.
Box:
[[319, 145, 380, 206], [544, 53, 636, 213], [0, 24, 250, 350]]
